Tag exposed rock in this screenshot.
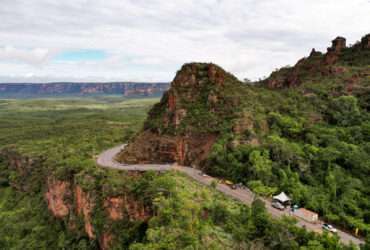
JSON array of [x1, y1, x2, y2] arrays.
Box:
[[168, 92, 176, 112], [0, 148, 154, 249], [345, 75, 360, 94], [104, 197, 124, 220], [45, 178, 71, 218], [264, 35, 368, 88], [208, 64, 226, 86], [120, 131, 178, 164], [120, 130, 217, 166], [361, 34, 370, 49], [119, 63, 239, 167], [324, 50, 339, 65], [75, 186, 95, 239], [232, 112, 254, 134], [100, 233, 113, 250], [123, 195, 151, 221], [174, 109, 187, 127], [329, 36, 346, 53]]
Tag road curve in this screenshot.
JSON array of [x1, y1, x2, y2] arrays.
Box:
[[96, 144, 364, 247]]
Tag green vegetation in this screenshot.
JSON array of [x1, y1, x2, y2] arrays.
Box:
[[0, 97, 157, 174], [205, 54, 370, 239], [0, 97, 364, 249], [0, 97, 154, 249], [131, 172, 357, 250]]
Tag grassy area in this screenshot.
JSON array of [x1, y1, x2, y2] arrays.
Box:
[[0, 96, 159, 111], [0, 97, 158, 155]]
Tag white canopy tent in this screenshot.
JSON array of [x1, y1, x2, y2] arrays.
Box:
[[273, 192, 291, 204]]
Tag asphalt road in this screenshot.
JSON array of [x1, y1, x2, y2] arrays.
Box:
[[96, 144, 364, 247]]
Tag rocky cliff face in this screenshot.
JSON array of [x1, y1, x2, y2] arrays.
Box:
[[118, 63, 241, 166], [0, 149, 151, 249], [0, 82, 169, 98]]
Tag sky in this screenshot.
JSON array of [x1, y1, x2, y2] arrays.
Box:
[[0, 0, 369, 83]]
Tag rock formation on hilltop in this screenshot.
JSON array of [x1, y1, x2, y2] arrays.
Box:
[[264, 34, 370, 89], [118, 63, 242, 166]]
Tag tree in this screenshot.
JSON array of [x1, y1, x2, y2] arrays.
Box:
[[251, 199, 270, 237], [329, 96, 361, 126], [249, 149, 272, 182]]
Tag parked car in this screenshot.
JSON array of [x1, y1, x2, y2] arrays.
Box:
[[198, 172, 208, 177], [322, 223, 337, 233], [235, 183, 245, 189], [225, 180, 234, 186], [272, 201, 285, 210]]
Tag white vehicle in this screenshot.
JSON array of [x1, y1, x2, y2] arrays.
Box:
[[198, 172, 208, 177], [272, 201, 285, 210], [322, 223, 337, 233]]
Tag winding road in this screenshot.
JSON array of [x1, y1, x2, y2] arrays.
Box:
[[97, 144, 364, 247]]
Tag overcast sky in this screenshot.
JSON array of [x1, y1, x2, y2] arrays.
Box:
[[0, 0, 369, 83]]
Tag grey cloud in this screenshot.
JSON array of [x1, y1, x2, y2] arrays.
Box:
[[0, 0, 369, 82], [0, 46, 52, 64]]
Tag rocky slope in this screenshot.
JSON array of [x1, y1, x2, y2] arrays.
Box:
[[0, 82, 169, 98], [264, 34, 370, 90], [118, 63, 244, 166]]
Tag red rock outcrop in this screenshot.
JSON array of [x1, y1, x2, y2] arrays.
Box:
[[208, 64, 226, 86], [45, 178, 71, 218], [118, 63, 238, 167], [120, 130, 217, 166], [265, 36, 353, 88], [330, 36, 346, 53], [104, 197, 124, 220], [100, 233, 113, 250], [168, 92, 176, 112], [75, 186, 95, 239]]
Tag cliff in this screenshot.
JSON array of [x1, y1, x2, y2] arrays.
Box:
[[0, 82, 170, 98], [0, 148, 151, 249]]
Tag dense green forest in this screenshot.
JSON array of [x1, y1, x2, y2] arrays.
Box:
[[0, 97, 366, 249], [207, 87, 370, 236], [204, 46, 370, 238]]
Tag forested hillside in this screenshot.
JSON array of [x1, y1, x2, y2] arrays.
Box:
[[0, 98, 364, 249], [121, 34, 370, 239], [0, 34, 369, 249]]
